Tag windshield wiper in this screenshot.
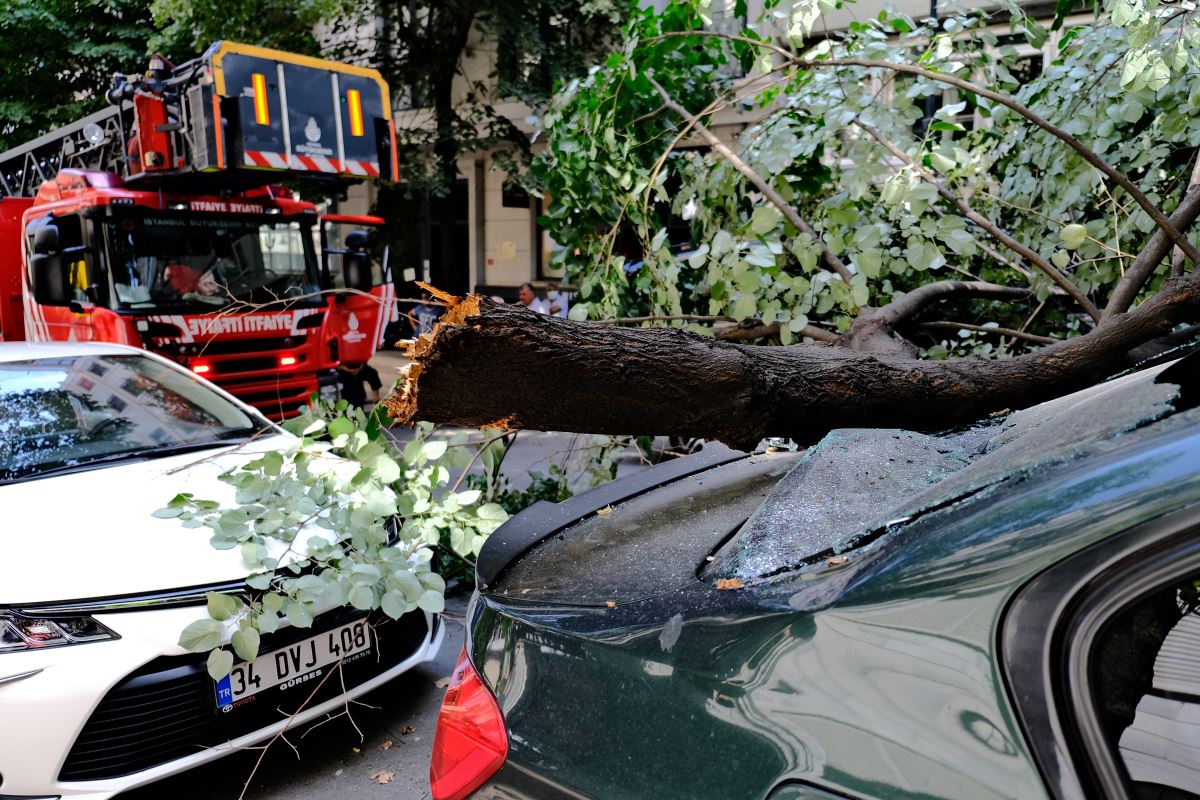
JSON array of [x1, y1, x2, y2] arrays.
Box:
[[0, 439, 252, 484]]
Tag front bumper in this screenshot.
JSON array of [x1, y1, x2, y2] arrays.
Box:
[[0, 602, 442, 799]]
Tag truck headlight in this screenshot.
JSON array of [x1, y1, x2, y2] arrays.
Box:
[[0, 613, 118, 652]]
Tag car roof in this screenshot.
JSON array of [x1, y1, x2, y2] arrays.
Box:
[[0, 341, 145, 363]]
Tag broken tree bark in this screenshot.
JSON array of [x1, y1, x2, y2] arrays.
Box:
[[385, 273, 1200, 450]]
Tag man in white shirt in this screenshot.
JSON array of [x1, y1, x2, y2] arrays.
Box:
[[545, 281, 570, 318], [517, 282, 549, 314]]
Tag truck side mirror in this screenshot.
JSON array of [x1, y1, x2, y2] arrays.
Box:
[[30, 253, 71, 306], [33, 224, 60, 255], [342, 229, 374, 292], [343, 252, 373, 293]]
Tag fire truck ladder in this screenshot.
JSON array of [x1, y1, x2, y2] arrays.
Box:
[[0, 106, 130, 199]]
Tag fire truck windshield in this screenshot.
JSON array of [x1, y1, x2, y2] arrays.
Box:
[[101, 211, 321, 312]]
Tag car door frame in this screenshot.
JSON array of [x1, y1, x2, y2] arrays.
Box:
[[1001, 502, 1200, 799]]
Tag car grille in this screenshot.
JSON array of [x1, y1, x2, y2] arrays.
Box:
[[59, 608, 431, 781], [154, 336, 311, 357]]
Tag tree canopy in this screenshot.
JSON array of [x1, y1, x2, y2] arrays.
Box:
[[0, 0, 152, 151], [530, 0, 1200, 356], [393, 0, 1200, 445]]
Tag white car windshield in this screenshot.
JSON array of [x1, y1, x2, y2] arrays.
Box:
[[0, 353, 267, 483]]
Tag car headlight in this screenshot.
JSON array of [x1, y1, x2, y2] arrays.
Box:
[[0, 613, 118, 652]]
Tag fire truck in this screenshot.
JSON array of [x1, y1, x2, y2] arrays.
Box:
[[0, 42, 399, 418]]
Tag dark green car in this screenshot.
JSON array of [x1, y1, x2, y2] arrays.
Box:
[[431, 352, 1200, 800]]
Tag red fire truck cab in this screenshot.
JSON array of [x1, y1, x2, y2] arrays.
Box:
[[0, 42, 399, 419]]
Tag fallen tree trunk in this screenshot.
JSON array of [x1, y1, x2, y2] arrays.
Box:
[[385, 277, 1200, 450]]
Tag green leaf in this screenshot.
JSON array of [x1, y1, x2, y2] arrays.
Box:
[[327, 417, 355, 439], [477, 503, 507, 522], [1051, 249, 1071, 269], [246, 572, 272, 590], [179, 619, 224, 652], [287, 602, 314, 628], [151, 506, 184, 519], [749, 205, 783, 235], [207, 591, 241, 621], [422, 440, 449, 461], [1060, 223, 1088, 250], [381, 589, 409, 619], [351, 563, 382, 585], [929, 152, 955, 173], [368, 453, 401, 484], [348, 585, 375, 610], [207, 648, 234, 681], [453, 489, 482, 506], [231, 627, 260, 662], [417, 589, 445, 614]]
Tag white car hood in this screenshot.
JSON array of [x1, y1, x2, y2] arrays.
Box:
[[0, 435, 302, 605]]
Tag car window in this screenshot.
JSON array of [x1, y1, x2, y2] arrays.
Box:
[[1090, 572, 1200, 799], [0, 353, 268, 482]]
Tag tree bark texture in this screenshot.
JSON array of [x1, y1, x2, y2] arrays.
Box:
[[386, 276, 1200, 450]]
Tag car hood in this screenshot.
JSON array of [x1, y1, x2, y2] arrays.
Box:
[[0, 435, 299, 605]]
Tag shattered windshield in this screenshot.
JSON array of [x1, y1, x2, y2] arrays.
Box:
[[102, 211, 321, 312], [706, 356, 1198, 581], [0, 354, 264, 483]]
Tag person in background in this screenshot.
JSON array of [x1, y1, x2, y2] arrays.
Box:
[[336, 361, 383, 408], [412, 292, 443, 337], [546, 281, 569, 318], [517, 282, 549, 314]]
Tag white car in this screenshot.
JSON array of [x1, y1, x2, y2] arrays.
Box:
[[0, 342, 444, 799]]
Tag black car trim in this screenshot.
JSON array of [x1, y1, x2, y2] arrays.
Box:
[[1000, 502, 1200, 800], [475, 444, 748, 590]]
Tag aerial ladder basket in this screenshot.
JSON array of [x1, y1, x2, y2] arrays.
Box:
[[0, 42, 399, 198]]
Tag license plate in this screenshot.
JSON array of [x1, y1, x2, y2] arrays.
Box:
[[215, 619, 372, 710]]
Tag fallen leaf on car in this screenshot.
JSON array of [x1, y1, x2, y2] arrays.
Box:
[[605, 601, 616, 608], [380, 740, 395, 751], [351, 747, 361, 754], [715, 578, 744, 590], [402, 726, 415, 735], [434, 676, 451, 688], [826, 556, 848, 566], [371, 770, 395, 784], [596, 505, 614, 516]]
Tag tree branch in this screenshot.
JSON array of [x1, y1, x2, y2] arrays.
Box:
[[789, 54, 1199, 265], [855, 121, 1102, 321], [1170, 147, 1200, 278], [598, 314, 737, 324], [646, 77, 856, 286], [840, 280, 1031, 355], [386, 272, 1200, 449], [716, 321, 840, 343], [871, 280, 1032, 326], [917, 320, 1059, 345], [1105, 185, 1200, 319]]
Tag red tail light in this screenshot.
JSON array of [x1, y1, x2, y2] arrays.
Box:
[[430, 647, 507, 800], [192, 362, 212, 375], [279, 354, 297, 367]]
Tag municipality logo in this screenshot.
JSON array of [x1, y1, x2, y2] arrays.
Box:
[[304, 117, 322, 143]]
